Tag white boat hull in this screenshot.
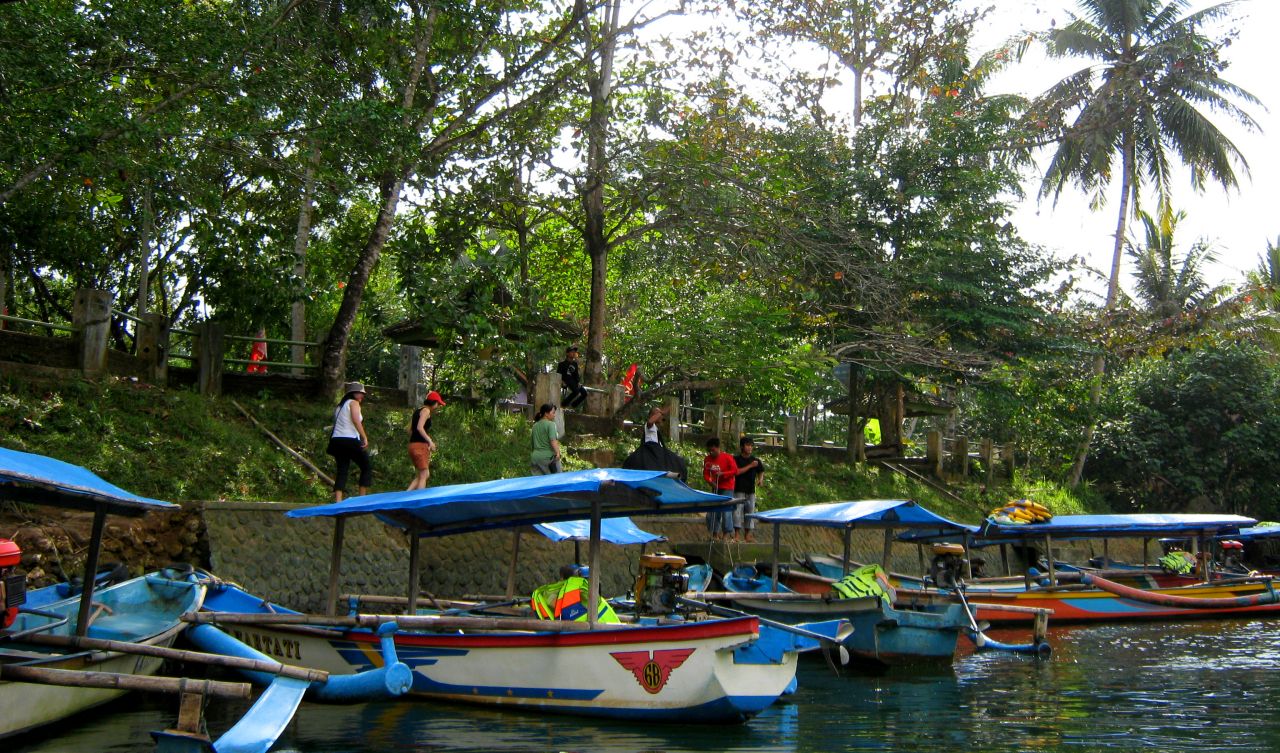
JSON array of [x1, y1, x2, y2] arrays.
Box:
[[219, 616, 795, 722]]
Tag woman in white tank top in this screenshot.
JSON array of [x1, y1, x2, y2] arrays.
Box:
[[326, 382, 371, 501]]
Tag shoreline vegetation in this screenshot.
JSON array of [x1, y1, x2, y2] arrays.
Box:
[[0, 374, 1102, 520]]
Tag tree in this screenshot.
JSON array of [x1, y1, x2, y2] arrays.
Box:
[[1127, 205, 1225, 320], [1090, 340, 1280, 518], [1029, 0, 1260, 485], [729, 0, 977, 126]]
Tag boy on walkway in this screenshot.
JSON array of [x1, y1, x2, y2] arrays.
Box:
[[702, 437, 738, 541], [733, 437, 765, 542]]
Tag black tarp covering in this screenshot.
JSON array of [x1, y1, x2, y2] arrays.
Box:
[[622, 441, 688, 483]]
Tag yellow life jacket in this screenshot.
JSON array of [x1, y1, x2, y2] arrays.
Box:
[[830, 564, 896, 605], [1158, 550, 1196, 575], [531, 576, 620, 623]]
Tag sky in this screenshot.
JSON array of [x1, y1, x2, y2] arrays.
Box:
[[972, 0, 1279, 295]]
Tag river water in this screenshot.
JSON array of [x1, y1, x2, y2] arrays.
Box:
[[13, 618, 1280, 752]]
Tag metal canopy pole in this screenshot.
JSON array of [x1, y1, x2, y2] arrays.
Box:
[[74, 508, 107, 637], [406, 532, 422, 616], [964, 533, 974, 579], [842, 527, 853, 577], [587, 501, 602, 628], [1103, 539, 1110, 568], [325, 517, 346, 617], [1143, 538, 1150, 569]]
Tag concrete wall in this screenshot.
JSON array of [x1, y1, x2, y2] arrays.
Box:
[[200, 500, 1148, 613]]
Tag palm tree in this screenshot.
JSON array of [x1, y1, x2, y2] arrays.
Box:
[[1127, 205, 1222, 320], [1030, 0, 1260, 485]]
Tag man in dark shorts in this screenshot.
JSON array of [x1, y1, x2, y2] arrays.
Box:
[[557, 346, 588, 410], [733, 437, 765, 542]]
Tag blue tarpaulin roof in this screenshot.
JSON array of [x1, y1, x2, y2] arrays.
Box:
[[1223, 524, 1280, 542], [287, 468, 732, 538], [750, 499, 972, 533], [0, 445, 175, 516], [980, 513, 1257, 540], [533, 517, 666, 545]]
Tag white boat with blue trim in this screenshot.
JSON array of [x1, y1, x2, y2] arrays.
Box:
[[193, 469, 800, 722]]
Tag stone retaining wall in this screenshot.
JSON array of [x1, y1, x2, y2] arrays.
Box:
[[200, 501, 1148, 613]]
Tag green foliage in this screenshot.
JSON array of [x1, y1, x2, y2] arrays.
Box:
[[1090, 340, 1280, 518]]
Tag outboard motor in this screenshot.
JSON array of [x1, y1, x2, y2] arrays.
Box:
[[633, 553, 689, 615], [929, 542, 967, 589], [0, 538, 25, 629]]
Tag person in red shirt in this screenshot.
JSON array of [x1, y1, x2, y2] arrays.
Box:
[[702, 437, 738, 541]]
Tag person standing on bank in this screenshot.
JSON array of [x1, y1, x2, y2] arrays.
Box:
[[327, 382, 371, 502], [733, 437, 765, 543], [557, 346, 588, 411], [702, 437, 738, 541], [530, 403, 562, 475], [407, 390, 446, 490]]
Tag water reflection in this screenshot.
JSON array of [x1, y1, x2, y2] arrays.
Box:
[[12, 618, 1280, 752]]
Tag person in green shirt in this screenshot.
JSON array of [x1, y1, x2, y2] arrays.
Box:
[[530, 403, 562, 474]]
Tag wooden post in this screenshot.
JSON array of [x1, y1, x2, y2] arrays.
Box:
[[406, 532, 421, 616], [770, 523, 782, 593], [730, 415, 746, 443], [74, 508, 107, 637], [533, 372, 564, 436], [954, 436, 969, 478], [325, 517, 345, 617], [1044, 535, 1056, 586], [73, 288, 112, 377], [927, 431, 943, 479], [784, 416, 798, 455], [665, 396, 680, 445], [505, 531, 521, 599], [705, 404, 725, 440], [587, 502, 602, 628], [608, 384, 627, 415], [1002, 444, 1016, 480], [981, 438, 994, 487], [194, 321, 225, 397], [399, 345, 424, 408], [136, 312, 169, 385]]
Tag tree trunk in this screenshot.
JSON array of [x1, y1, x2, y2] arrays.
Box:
[[579, 0, 621, 390], [316, 16, 434, 397], [1067, 134, 1134, 487], [292, 143, 321, 374], [318, 171, 405, 396], [137, 184, 152, 316]]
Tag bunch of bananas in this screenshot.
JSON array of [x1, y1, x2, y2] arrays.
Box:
[[987, 498, 1052, 525]]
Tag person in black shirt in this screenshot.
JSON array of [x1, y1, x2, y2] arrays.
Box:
[[557, 346, 588, 410], [733, 437, 765, 542]]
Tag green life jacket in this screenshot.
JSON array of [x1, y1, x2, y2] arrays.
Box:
[[830, 564, 894, 605], [1159, 551, 1196, 575], [531, 576, 620, 623]]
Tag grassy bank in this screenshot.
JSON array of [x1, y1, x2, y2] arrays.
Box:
[[0, 375, 1102, 527]]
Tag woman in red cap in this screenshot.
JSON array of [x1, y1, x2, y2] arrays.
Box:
[[407, 390, 446, 490]]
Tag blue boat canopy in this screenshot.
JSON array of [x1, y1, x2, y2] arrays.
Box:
[[1222, 523, 1280, 542], [533, 517, 666, 545], [287, 469, 732, 537], [0, 445, 175, 517], [980, 513, 1257, 540], [750, 499, 972, 533]]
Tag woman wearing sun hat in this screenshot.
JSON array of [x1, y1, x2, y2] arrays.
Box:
[[327, 382, 371, 502], [407, 390, 446, 490]]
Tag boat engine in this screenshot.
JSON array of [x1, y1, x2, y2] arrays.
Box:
[[929, 542, 968, 590], [0, 538, 25, 629], [633, 553, 689, 615]]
